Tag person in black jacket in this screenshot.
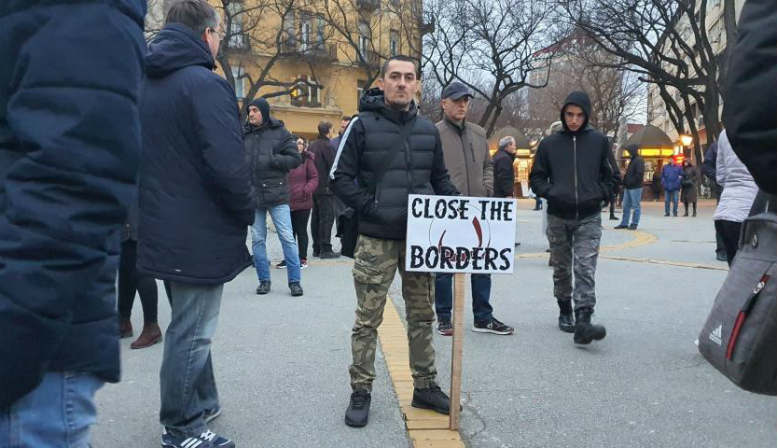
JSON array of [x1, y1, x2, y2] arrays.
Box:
[[493, 136, 517, 198], [702, 141, 728, 261], [309, 121, 340, 258], [529, 91, 613, 345], [722, 0, 776, 195], [615, 144, 645, 230], [244, 98, 303, 296], [138, 2, 253, 447], [0, 1, 145, 445], [332, 56, 459, 428]]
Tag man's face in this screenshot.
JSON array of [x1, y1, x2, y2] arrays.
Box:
[[377, 60, 418, 110], [441, 97, 470, 123], [563, 104, 586, 132], [505, 140, 517, 154], [248, 105, 262, 126], [203, 18, 223, 58], [340, 118, 350, 134]]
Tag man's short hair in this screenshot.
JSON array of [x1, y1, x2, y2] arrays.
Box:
[[318, 121, 333, 137], [166, 0, 219, 36], [498, 136, 515, 151], [379, 55, 419, 79]]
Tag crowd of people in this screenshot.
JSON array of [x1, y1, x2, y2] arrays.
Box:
[[0, 0, 773, 447]]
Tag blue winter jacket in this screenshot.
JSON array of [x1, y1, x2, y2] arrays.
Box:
[[137, 23, 254, 285], [661, 164, 684, 192], [0, 1, 146, 407]]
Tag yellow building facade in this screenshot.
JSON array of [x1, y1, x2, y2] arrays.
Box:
[[211, 0, 423, 140]]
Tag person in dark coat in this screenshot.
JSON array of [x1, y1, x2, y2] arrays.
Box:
[[722, 0, 776, 195], [493, 136, 517, 198], [309, 121, 340, 258], [118, 193, 161, 349], [702, 141, 728, 261], [282, 137, 318, 269], [615, 144, 645, 229], [0, 1, 145, 445], [245, 97, 304, 296], [661, 160, 683, 216], [137, 2, 253, 447], [529, 91, 613, 345], [681, 160, 699, 217]]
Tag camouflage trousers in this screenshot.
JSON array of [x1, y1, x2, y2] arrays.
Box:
[[546, 213, 602, 311], [349, 235, 437, 392]]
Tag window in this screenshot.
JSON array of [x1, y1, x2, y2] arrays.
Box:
[[291, 75, 321, 107], [357, 80, 367, 108], [282, 11, 296, 50], [231, 67, 245, 99], [390, 30, 399, 56], [300, 12, 312, 52], [226, 3, 246, 49], [317, 15, 326, 48], [358, 22, 370, 59]]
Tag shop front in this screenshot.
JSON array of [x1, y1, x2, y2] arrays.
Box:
[[488, 126, 533, 197]]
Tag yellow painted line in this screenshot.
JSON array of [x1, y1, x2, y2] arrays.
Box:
[[599, 255, 728, 271], [515, 228, 658, 259], [378, 296, 464, 448]]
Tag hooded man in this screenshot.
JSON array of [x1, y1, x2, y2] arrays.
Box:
[[138, 1, 254, 447], [244, 97, 303, 296], [615, 144, 645, 230], [529, 91, 614, 345]]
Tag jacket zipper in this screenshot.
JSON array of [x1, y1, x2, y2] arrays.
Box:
[[573, 135, 579, 220], [459, 131, 472, 195]]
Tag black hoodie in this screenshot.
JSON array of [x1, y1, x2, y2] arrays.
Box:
[[529, 91, 616, 220], [622, 144, 645, 189], [331, 87, 458, 240], [138, 23, 254, 285]]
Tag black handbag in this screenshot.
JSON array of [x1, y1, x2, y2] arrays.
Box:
[[697, 197, 776, 395]]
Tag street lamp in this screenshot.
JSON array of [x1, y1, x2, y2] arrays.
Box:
[[679, 134, 693, 146]]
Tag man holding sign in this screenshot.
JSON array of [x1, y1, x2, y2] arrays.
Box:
[[530, 91, 614, 345], [434, 81, 514, 336], [331, 55, 460, 427]]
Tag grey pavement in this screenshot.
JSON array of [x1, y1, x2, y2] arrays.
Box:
[[93, 199, 776, 448]]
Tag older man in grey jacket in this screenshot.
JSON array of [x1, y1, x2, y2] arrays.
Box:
[[433, 81, 514, 336]]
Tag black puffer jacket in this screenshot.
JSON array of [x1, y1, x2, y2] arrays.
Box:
[[529, 91, 616, 220], [244, 98, 301, 207], [331, 88, 459, 240]]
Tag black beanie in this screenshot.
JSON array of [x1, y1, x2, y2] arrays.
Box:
[[249, 97, 271, 123]]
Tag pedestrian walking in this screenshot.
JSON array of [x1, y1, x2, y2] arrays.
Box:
[[138, 2, 255, 447], [615, 144, 645, 230], [529, 91, 613, 345], [493, 136, 517, 199], [0, 2, 145, 445], [434, 82, 514, 337], [280, 137, 318, 270], [331, 55, 460, 428], [245, 98, 304, 296], [118, 196, 161, 349], [310, 121, 341, 258], [651, 168, 662, 201], [606, 148, 620, 221], [681, 160, 699, 217], [713, 130, 759, 265], [661, 160, 683, 216]]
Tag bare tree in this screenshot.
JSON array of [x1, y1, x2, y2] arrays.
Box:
[[561, 0, 738, 164], [422, 0, 561, 137]]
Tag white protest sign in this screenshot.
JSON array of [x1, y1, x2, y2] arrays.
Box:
[[405, 194, 517, 274]]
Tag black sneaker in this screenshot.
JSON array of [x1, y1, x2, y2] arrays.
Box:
[[289, 282, 303, 297], [614, 224, 628, 229], [204, 407, 221, 424], [628, 224, 638, 230], [320, 251, 341, 259], [161, 430, 234, 448], [276, 260, 287, 269], [256, 280, 271, 295], [472, 317, 514, 335], [437, 320, 453, 336], [345, 389, 371, 427], [412, 383, 453, 415]]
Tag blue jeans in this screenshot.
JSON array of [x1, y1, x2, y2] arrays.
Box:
[[160, 282, 223, 438], [434, 273, 493, 324], [664, 190, 679, 215], [0, 372, 103, 447], [251, 205, 301, 284], [619, 187, 643, 227]]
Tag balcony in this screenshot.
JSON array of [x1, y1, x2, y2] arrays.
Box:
[[281, 39, 338, 62]]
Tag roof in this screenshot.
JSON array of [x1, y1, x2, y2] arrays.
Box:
[[623, 124, 675, 149]]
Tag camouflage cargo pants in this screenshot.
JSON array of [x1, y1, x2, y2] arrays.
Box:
[[546, 213, 602, 311], [349, 235, 437, 392]]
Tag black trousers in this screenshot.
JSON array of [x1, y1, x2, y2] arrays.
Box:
[[714, 220, 742, 266], [311, 194, 335, 253], [291, 209, 312, 260], [118, 239, 158, 323]]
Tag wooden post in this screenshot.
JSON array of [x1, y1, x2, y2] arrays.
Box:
[[449, 273, 466, 429]]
